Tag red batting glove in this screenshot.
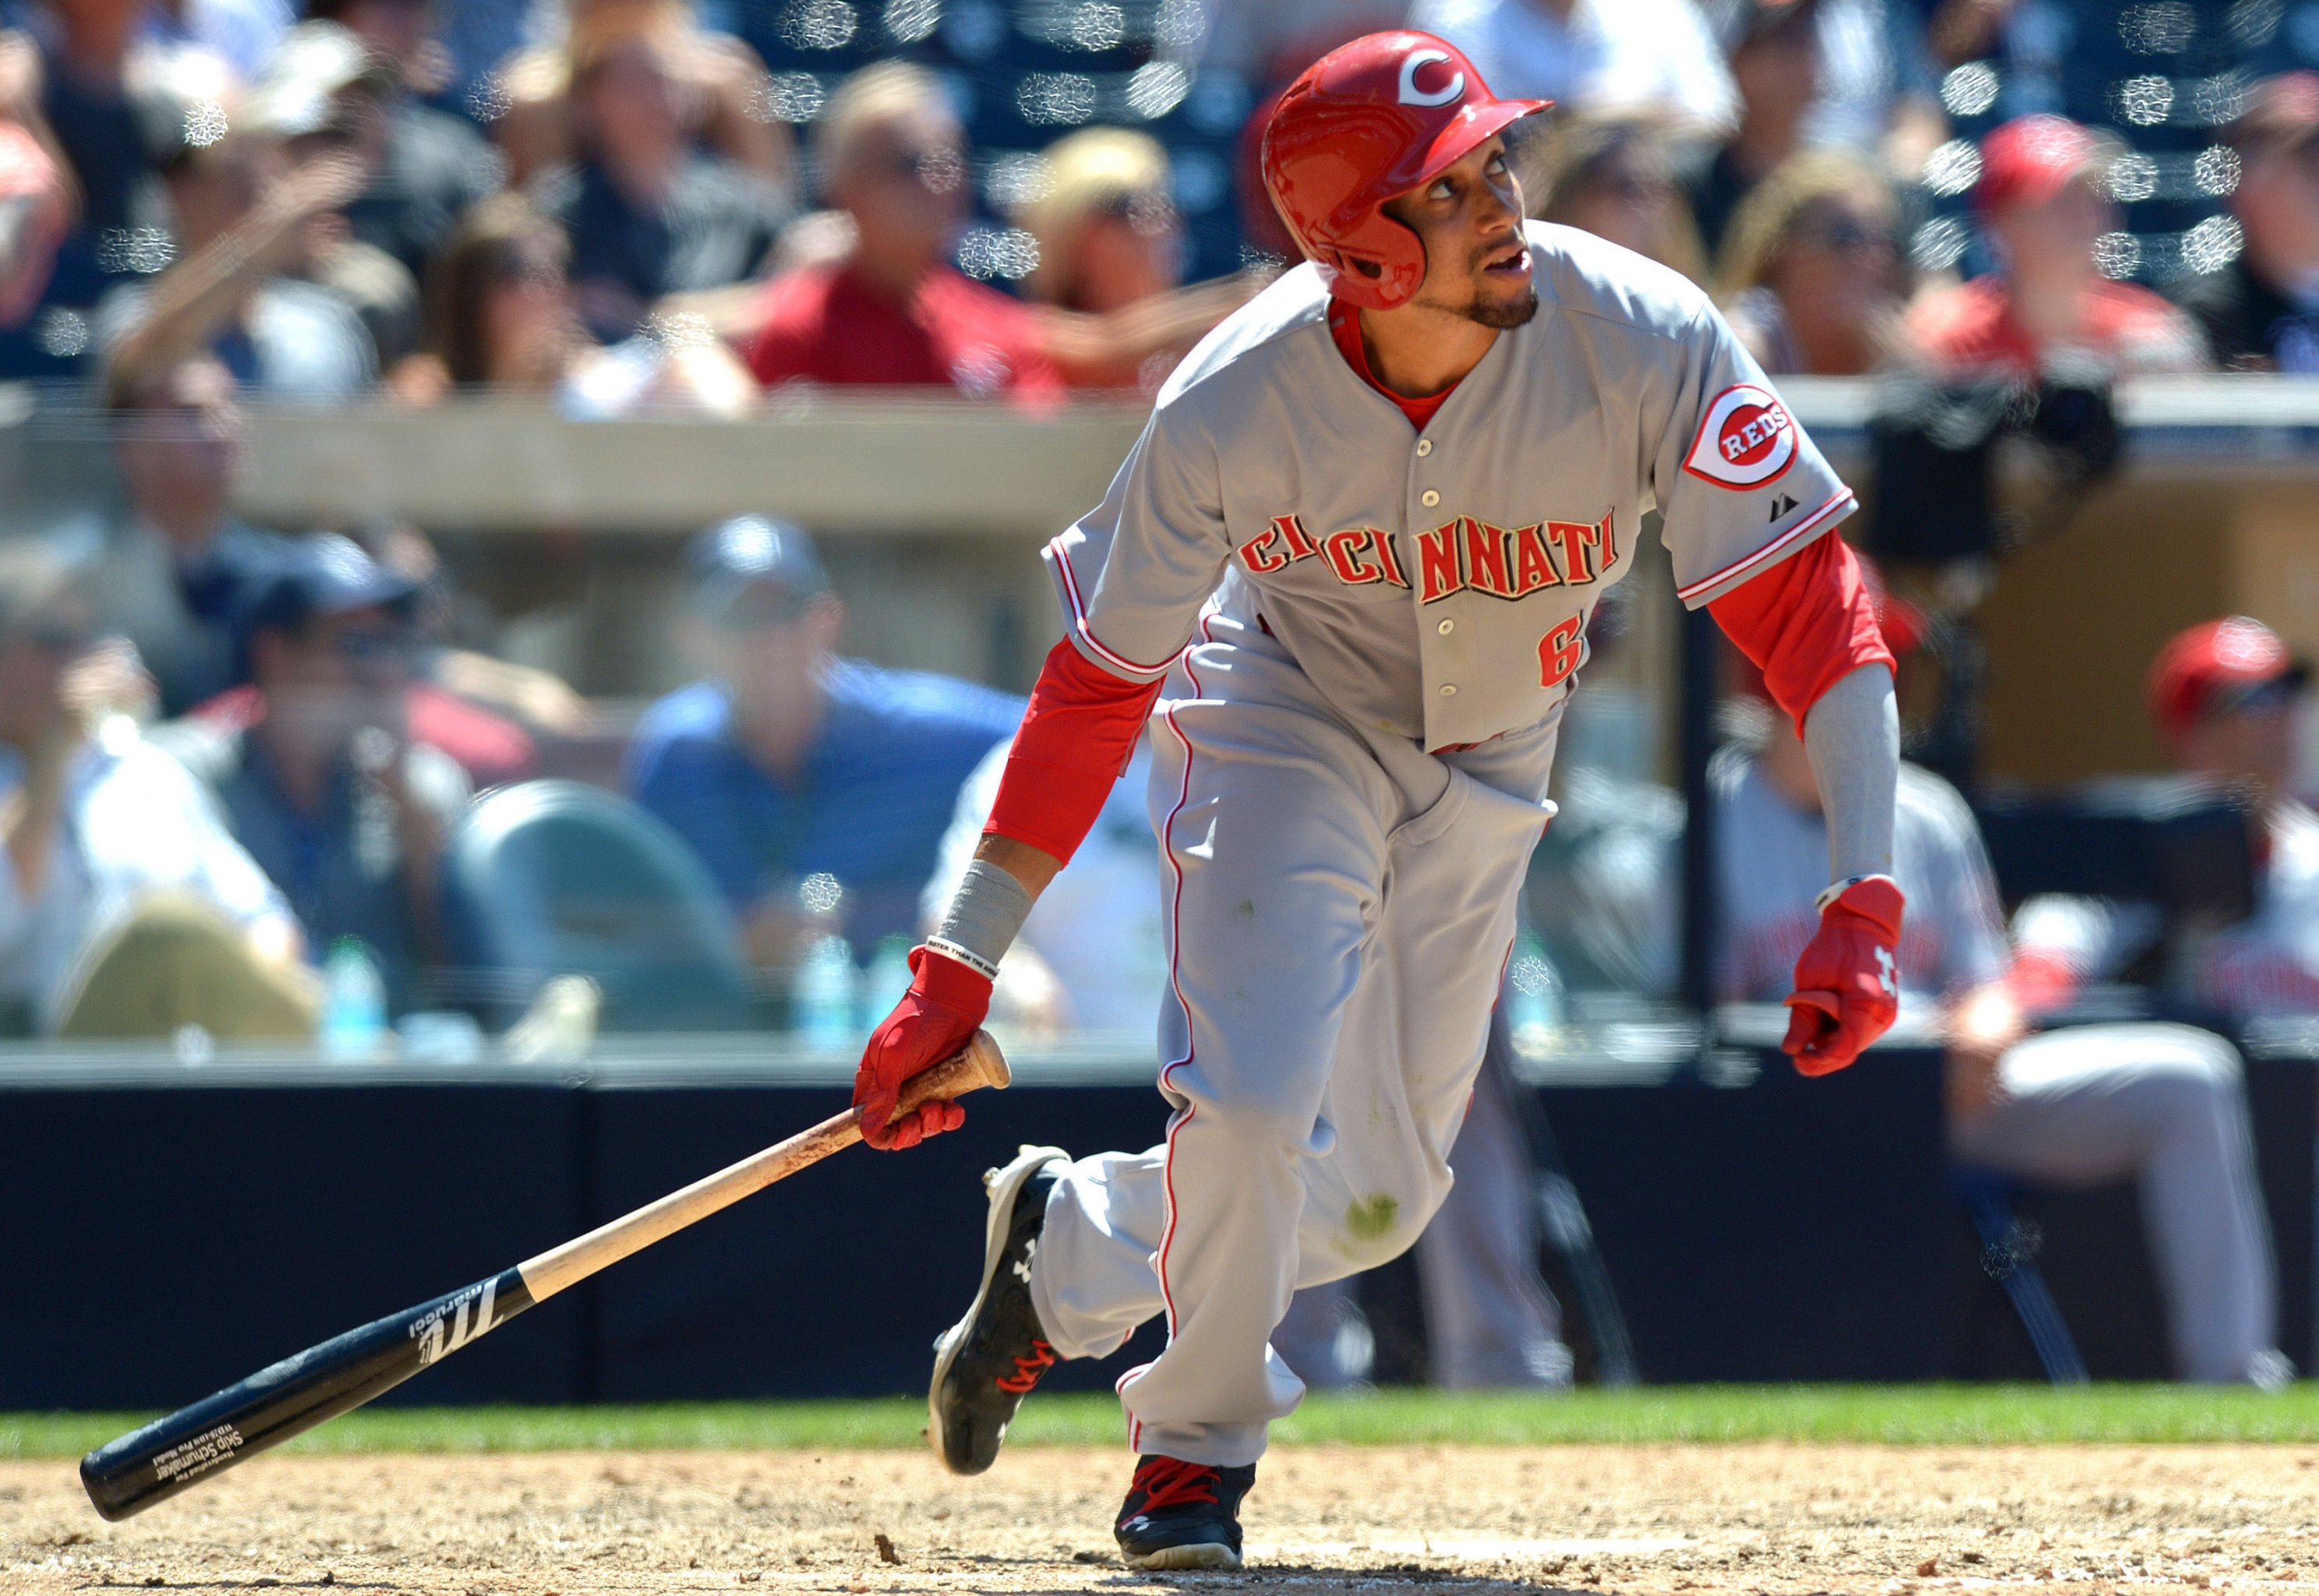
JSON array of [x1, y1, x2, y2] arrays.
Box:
[[852, 945, 988, 1149], [1781, 874, 1906, 1076]]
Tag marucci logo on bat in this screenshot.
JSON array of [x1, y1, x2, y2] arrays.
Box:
[[409, 1276, 503, 1366]]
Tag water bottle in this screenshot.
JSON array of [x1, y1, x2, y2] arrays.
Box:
[[320, 938, 389, 1062], [795, 933, 858, 1052], [1506, 929, 1564, 1053], [862, 935, 914, 1029]]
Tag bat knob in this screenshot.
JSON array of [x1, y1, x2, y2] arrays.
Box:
[[960, 1030, 1013, 1092]]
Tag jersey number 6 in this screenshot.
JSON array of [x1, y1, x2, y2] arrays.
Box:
[[1539, 616, 1584, 689]]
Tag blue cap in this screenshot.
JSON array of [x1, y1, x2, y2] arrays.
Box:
[[688, 516, 829, 609], [242, 533, 421, 642]]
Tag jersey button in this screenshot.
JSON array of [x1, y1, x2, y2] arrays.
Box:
[[1416, 439, 1433, 457], [1439, 683, 1458, 697], [1420, 489, 1441, 507]]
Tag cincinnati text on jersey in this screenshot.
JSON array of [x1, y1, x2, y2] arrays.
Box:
[[1236, 511, 1618, 602]]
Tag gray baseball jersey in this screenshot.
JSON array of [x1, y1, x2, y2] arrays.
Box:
[[1018, 224, 1861, 1469], [1043, 220, 1857, 747]]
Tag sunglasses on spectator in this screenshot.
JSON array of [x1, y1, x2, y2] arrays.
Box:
[[1794, 216, 1894, 255], [489, 250, 565, 288], [327, 629, 416, 666], [2207, 677, 2301, 721], [875, 144, 965, 189], [1092, 189, 1179, 232], [716, 586, 820, 630]]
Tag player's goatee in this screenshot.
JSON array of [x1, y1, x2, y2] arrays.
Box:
[[1464, 284, 1540, 330]]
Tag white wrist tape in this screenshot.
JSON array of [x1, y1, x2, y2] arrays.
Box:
[[1816, 872, 1896, 914], [929, 859, 1034, 981]]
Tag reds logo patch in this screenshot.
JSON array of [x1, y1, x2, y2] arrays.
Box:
[[1682, 384, 1797, 489]]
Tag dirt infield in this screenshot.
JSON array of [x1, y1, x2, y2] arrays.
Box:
[[6, 1444, 2319, 1594]]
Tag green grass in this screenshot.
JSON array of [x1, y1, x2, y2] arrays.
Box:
[[9, 1386, 2319, 1461]]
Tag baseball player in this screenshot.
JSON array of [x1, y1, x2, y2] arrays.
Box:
[[1716, 704, 2285, 1385], [856, 32, 1904, 1568], [2024, 616, 2319, 1020]]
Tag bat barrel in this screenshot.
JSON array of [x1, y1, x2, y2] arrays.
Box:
[[80, 1269, 532, 1521]]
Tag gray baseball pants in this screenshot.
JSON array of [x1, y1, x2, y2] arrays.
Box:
[[1026, 607, 1559, 1465], [1949, 1022, 2281, 1383], [1271, 1013, 1574, 1390]]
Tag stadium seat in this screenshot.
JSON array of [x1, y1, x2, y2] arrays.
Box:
[[440, 781, 758, 1033]]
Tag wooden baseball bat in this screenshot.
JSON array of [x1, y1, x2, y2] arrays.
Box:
[[80, 1033, 1011, 1521]]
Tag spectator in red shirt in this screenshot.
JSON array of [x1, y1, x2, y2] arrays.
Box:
[[1907, 115, 2207, 377], [743, 62, 1062, 401]]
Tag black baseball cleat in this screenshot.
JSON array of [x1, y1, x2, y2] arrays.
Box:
[[1115, 1455, 1258, 1570], [928, 1142, 1069, 1475]]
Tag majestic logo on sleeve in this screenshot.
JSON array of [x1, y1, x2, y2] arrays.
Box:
[[1398, 49, 1465, 106], [1683, 383, 1797, 489], [1237, 511, 1617, 602]]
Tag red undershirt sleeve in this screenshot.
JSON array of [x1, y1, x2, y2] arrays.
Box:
[[1706, 532, 1895, 734], [984, 637, 1165, 864]]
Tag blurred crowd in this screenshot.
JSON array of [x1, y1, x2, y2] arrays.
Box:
[[0, 0, 2310, 409]]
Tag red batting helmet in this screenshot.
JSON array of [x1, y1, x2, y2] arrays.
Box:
[[1259, 31, 1548, 312]]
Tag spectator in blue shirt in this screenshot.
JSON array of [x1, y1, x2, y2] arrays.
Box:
[[154, 534, 470, 1018], [624, 517, 1023, 971]]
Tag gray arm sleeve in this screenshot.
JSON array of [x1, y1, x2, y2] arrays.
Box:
[[1801, 663, 1899, 885], [926, 858, 1036, 981]]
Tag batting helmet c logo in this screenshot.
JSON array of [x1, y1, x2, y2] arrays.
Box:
[[1398, 48, 1466, 108]]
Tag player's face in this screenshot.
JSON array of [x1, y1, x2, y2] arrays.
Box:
[[2179, 692, 2297, 800], [1994, 171, 2115, 281], [1385, 136, 1536, 329]]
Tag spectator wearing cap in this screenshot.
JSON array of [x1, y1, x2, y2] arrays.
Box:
[[2172, 75, 2319, 373], [94, 99, 380, 401], [243, 20, 428, 371], [1688, 0, 1823, 263], [152, 533, 470, 1017], [532, 0, 789, 344], [1533, 115, 1711, 284], [743, 62, 1062, 401], [1907, 115, 2207, 378], [624, 517, 1022, 970], [303, 0, 503, 287], [1410, 0, 1738, 144], [1009, 126, 1264, 394], [0, 539, 314, 1039], [1716, 149, 1906, 374], [80, 352, 299, 717]]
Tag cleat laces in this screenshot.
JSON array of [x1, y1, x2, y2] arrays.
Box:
[[1126, 1457, 1222, 1515], [994, 1337, 1057, 1394]]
